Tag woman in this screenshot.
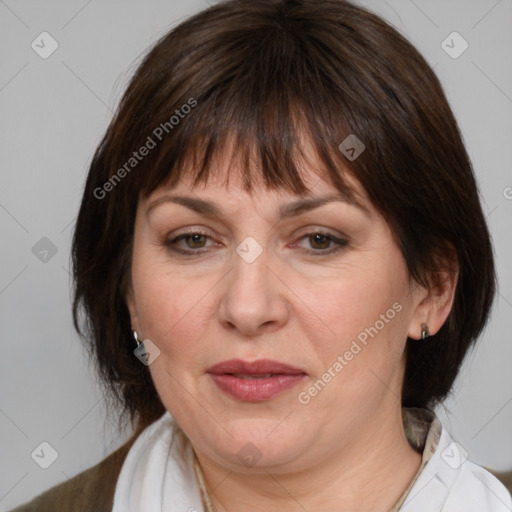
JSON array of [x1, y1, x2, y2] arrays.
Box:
[[10, 0, 511, 510]]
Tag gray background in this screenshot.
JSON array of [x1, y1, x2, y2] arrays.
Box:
[[1, 0, 511, 508]]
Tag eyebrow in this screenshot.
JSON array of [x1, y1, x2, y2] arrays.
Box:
[[145, 192, 370, 220]]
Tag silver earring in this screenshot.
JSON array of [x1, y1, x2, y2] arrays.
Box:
[[421, 323, 430, 340], [133, 330, 142, 347]]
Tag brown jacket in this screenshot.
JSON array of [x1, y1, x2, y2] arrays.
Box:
[[8, 434, 139, 512], [8, 434, 512, 511]]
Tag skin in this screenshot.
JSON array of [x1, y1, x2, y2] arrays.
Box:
[[126, 143, 458, 512]]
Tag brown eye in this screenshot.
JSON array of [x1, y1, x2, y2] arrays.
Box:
[[293, 231, 349, 256], [308, 233, 331, 250], [165, 230, 215, 255], [183, 234, 208, 249]]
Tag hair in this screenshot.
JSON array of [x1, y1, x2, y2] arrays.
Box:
[[71, 0, 496, 436]]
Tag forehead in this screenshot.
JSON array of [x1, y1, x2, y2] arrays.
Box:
[[142, 164, 375, 231]]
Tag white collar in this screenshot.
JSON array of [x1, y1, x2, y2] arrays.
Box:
[[112, 410, 205, 512], [112, 408, 511, 512]]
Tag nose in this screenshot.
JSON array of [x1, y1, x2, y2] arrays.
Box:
[[218, 245, 290, 337]]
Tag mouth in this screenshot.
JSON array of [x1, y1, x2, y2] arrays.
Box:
[[207, 358, 305, 375], [230, 373, 274, 379], [207, 359, 307, 401]]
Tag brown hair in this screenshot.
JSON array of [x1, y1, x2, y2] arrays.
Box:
[[72, 0, 496, 435]]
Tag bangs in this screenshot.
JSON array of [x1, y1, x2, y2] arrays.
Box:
[[125, 9, 365, 203], [141, 102, 359, 201]]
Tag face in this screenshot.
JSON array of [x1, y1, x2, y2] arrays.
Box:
[[126, 147, 430, 474]]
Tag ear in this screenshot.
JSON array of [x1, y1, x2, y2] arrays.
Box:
[[124, 283, 140, 334], [407, 262, 459, 340]]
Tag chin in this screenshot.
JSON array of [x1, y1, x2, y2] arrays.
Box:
[[197, 418, 308, 471]]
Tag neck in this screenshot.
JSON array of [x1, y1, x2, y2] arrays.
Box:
[[193, 406, 423, 512]]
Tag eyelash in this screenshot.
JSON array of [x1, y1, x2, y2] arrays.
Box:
[[165, 230, 349, 257]]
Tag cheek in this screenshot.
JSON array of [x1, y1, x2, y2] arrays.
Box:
[[296, 271, 412, 412], [131, 258, 216, 363], [303, 261, 409, 353], [297, 285, 409, 418]]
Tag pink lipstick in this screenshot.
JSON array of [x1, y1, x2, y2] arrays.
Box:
[[207, 359, 306, 401]]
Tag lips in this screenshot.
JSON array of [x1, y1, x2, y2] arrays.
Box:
[[207, 358, 305, 375], [207, 359, 306, 401]]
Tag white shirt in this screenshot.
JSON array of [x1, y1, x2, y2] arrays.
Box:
[[112, 408, 512, 511], [394, 408, 512, 511]]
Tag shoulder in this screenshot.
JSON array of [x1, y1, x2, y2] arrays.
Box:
[[443, 460, 512, 511], [401, 410, 512, 511], [486, 468, 512, 495], [8, 434, 138, 512]]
